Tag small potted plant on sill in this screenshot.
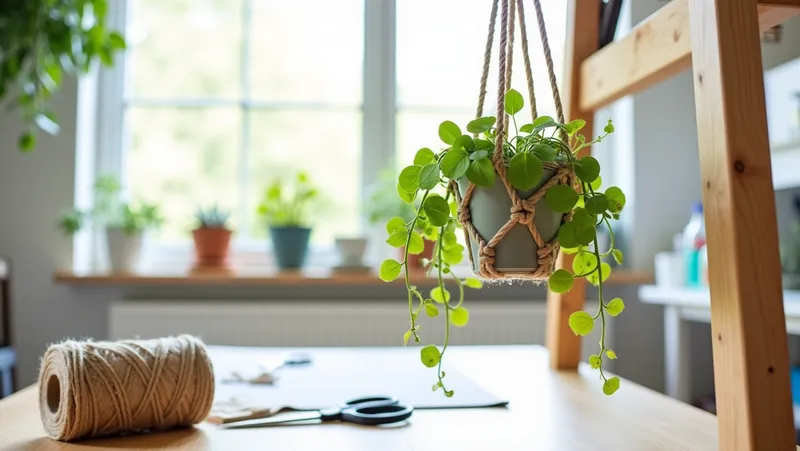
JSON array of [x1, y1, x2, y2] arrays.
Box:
[[192, 205, 233, 270], [57, 174, 163, 272], [378, 88, 628, 397], [257, 171, 319, 271], [365, 168, 436, 272]]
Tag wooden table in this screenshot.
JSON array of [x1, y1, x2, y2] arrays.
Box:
[[0, 345, 722, 450]]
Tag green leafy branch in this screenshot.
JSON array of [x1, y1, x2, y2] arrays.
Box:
[[378, 88, 628, 397]]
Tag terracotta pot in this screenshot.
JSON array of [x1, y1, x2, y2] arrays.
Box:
[[400, 239, 436, 272], [192, 228, 233, 269]]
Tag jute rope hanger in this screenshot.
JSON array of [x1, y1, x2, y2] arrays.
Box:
[[453, 0, 576, 280]]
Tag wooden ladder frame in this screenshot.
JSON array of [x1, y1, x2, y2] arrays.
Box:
[[546, 0, 800, 449]]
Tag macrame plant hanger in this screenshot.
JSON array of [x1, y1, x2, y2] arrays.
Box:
[[452, 0, 576, 281]]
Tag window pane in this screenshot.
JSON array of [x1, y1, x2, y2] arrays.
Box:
[[247, 110, 362, 245], [127, 0, 242, 98], [397, 0, 567, 115], [250, 1, 363, 104], [126, 108, 242, 242]]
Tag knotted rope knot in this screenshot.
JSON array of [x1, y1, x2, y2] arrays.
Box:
[[509, 202, 534, 225]]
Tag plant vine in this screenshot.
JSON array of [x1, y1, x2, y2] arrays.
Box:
[[379, 88, 628, 397]]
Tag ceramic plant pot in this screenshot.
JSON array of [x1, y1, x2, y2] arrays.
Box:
[[105, 227, 143, 272], [270, 226, 312, 270], [334, 237, 368, 267], [457, 167, 564, 274], [192, 228, 233, 269], [401, 239, 436, 272]]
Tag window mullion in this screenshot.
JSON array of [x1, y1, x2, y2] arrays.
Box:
[[239, 0, 253, 239]]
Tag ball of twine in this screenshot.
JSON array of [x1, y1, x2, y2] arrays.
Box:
[[37, 334, 215, 442]]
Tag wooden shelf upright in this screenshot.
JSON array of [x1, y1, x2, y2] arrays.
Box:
[[547, 0, 800, 449]]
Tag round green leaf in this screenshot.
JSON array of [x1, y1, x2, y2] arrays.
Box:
[[531, 143, 558, 162], [386, 229, 409, 248], [606, 349, 618, 360], [605, 186, 627, 212], [568, 311, 594, 336], [397, 183, 415, 204], [454, 134, 475, 152], [587, 262, 612, 286], [564, 119, 586, 136], [572, 252, 598, 275], [557, 222, 579, 249], [474, 139, 493, 151], [532, 116, 558, 133], [612, 249, 624, 265], [604, 120, 615, 134], [571, 208, 597, 229], [440, 149, 470, 179], [443, 244, 464, 265], [549, 269, 574, 294], [603, 376, 620, 396], [450, 307, 470, 327], [470, 150, 489, 161], [590, 175, 603, 191], [419, 164, 440, 190], [414, 148, 436, 166], [420, 345, 441, 368], [423, 195, 450, 227], [585, 194, 609, 215], [574, 156, 600, 183], [504, 89, 524, 115], [398, 165, 422, 193], [561, 246, 579, 255], [466, 157, 495, 186], [386, 217, 406, 234], [507, 152, 543, 191], [403, 330, 412, 345], [430, 286, 451, 303], [467, 116, 496, 134], [425, 303, 439, 318], [589, 354, 601, 369], [408, 231, 425, 254], [379, 259, 402, 282], [519, 123, 534, 133], [545, 185, 579, 213], [606, 298, 625, 316], [464, 278, 483, 289], [438, 121, 462, 145], [443, 231, 459, 248]]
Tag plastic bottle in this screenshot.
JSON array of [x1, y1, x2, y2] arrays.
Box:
[[682, 202, 706, 287], [699, 243, 709, 287]]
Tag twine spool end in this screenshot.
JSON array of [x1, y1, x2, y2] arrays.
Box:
[[45, 374, 61, 414]]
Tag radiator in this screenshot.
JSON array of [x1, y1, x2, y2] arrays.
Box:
[[109, 300, 610, 362]]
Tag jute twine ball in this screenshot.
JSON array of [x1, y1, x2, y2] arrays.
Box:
[[38, 334, 215, 441]]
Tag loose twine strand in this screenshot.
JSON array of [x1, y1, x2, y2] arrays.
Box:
[[456, 0, 575, 280], [38, 335, 215, 442]]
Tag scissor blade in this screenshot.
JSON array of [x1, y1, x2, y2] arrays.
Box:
[[221, 412, 322, 429]]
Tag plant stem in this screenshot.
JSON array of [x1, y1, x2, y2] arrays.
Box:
[[404, 191, 430, 342], [435, 225, 451, 394]]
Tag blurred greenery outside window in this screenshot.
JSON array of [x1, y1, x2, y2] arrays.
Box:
[[106, 0, 566, 266]]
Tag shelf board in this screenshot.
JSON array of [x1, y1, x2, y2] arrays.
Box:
[[53, 268, 653, 287]]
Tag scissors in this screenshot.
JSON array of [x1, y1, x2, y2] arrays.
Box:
[[219, 395, 413, 429]]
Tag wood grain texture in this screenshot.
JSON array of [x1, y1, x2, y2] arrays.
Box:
[[546, 0, 599, 371], [52, 269, 653, 287], [688, 0, 796, 449], [579, 0, 800, 112], [0, 345, 730, 451]]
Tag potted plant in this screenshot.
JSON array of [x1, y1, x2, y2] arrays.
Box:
[[378, 89, 627, 397], [0, 1, 126, 153], [365, 168, 436, 272], [257, 171, 319, 270], [192, 205, 233, 270], [57, 175, 163, 272]]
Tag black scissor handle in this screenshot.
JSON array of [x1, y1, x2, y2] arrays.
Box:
[[342, 395, 398, 409], [341, 404, 414, 426]]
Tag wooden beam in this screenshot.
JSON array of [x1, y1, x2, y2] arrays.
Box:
[[579, 0, 800, 112], [546, 0, 599, 371], [689, 0, 795, 448]]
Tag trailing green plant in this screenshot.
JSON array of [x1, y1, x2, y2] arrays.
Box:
[[257, 171, 319, 228], [378, 88, 628, 397], [57, 174, 163, 237], [0, 0, 126, 152], [195, 205, 231, 230], [365, 168, 416, 226]]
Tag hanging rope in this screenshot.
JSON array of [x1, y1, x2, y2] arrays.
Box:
[[455, 0, 576, 280]]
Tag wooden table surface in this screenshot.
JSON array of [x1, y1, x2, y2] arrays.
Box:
[[0, 345, 722, 451]]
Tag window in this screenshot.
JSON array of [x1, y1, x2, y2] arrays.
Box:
[[97, 0, 567, 269]]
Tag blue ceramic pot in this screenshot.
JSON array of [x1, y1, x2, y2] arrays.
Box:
[[269, 226, 312, 270]]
